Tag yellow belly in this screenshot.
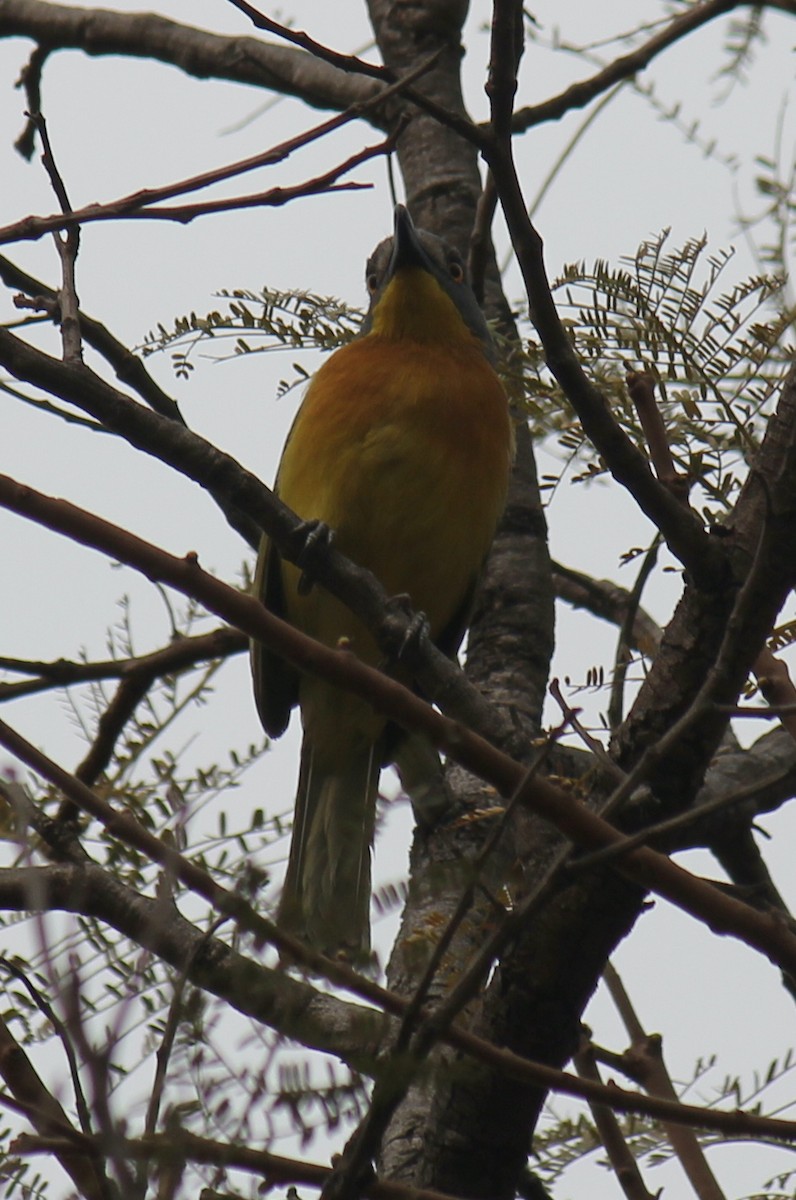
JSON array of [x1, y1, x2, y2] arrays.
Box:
[[276, 331, 512, 754]]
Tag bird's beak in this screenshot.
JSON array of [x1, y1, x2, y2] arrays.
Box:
[[388, 205, 430, 276]]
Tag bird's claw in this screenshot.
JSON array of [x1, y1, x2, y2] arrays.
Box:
[[402, 610, 430, 656], [385, 593, 430, 658], [293, 519, 334, 595]]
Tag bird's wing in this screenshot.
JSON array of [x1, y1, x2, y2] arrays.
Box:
[[251, 534, 299, 737]]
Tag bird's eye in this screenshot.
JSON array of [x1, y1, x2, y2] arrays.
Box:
[[366, 272, 379, 294], [449, 260, 464, 283]]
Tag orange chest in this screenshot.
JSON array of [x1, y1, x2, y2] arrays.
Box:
[[278, 334, 511, 518], [275, 332, 512, 643]]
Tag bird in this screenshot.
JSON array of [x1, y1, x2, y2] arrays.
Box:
[[251, 204, 513, 959]]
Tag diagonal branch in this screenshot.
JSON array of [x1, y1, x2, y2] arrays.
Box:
[[3, 473, 796, 981], [510, 0, 752, 132], [1, 859, 795, 1143], [0, 128, 393, 245], [0, 861, 390, 1069], [226, 0, 390, 83], [573, 1035, 658, 1200], [28, 110, 83, 364], [604, 963, 728, 1200], [0, 1011, 112, 1200], [1, 251, 185, 426]]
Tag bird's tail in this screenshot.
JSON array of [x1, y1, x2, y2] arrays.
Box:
[[277, 737, 381, 960]]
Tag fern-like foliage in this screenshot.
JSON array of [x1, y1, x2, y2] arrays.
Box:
[[716, 8, 767, 93], [139, 287, 361, 395], [275, 1058, 369, 1147], [518, 230, 794, 521], [140, 232, 794, 532]]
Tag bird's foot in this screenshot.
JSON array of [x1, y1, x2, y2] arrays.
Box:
[[384, 593, 430, 658], [293, 519, 334, 595]]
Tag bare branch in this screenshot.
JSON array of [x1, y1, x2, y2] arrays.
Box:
[[13, 44, 48, 160], [0, 1011, 112, 1200], [481, 23, 728, 589], [626, 369, 690, 503], [2, 474, 796, 984], [0, 253, 185, 426], [570, 764, 796, 873], [0, 957, 93, 1136], [29, 110, 83, 363], [0, 131, 393, 246], [509, 0, 794, 133], [573, 1034, 658, 1200], [1, 857, 793, 1144], [607, 538, 660, 729], [0, 0, 377, 117], [0, 862, 391, 1069], [0, 627, 246, 703], [226, 0, 389, 84], [604, 964, 728, 1200]]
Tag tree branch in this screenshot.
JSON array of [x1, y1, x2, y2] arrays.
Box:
[[604, 964, 728, 1200], [1, 859, 794, 1143], [0, 1011, 112, 1200], [0, 628, 246, 703], [0, 0, 377, 118], [1, 251, 186, 426], [18, 1127, 466, 1200], [486, 167, 728, 586], [2, 474, 796, 982], [510, 0, 743, 132], [0, 131, 391, 245], [0, 862, 390, 1069]]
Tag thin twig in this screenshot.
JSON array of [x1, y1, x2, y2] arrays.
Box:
[[0, 957, 93, 1135], [569, 765, 796, 873], [573, 1034, 658, 1200], [13, 44, 48, 160], [143, 917, 226, 1143], [29, 111, 83, 363], [61, 963, 139, 1197], [607, 537, 661, 730], [0, 50, 443, 248], [227, 0, 483, 149], [626, 369, 690, 504], [604, 964, 728, 1200], [509, 0, 744, 132], [0, 628, 246, 703], [549, 677, 624, 780]]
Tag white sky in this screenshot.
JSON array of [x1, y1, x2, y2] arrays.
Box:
[[1, 3, 795, 1197]]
